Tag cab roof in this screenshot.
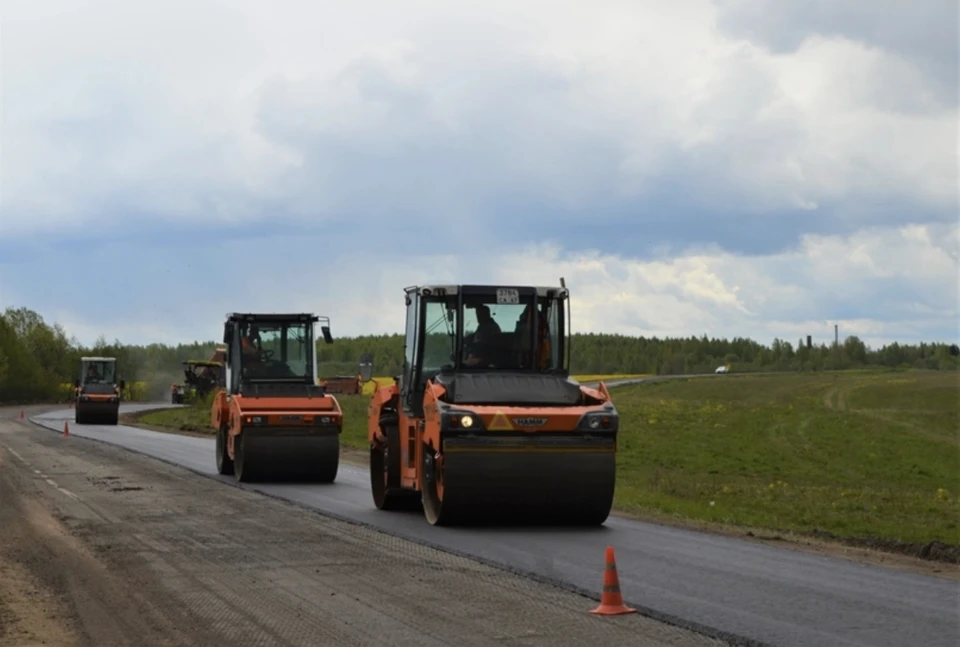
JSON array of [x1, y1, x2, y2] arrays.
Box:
[[405, 284, 568, 298], [225, 313, 320, 323]]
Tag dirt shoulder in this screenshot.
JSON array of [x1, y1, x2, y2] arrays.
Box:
[[0, 413, 726, 647], [0, 447, 85, 647], [118, 407, 959, 581]]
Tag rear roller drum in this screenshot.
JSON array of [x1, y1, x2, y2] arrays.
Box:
[[216, 425, 234, 476], [370, 420, 419, 511], [303, 448, 338, 484], [233, 432, 256, 482], [421, 442, 455, 526]]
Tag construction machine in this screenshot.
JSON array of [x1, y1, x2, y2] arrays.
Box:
[[172, 346, 227, 403], [367, 281, 619, 526], [74, 356, 126, 425], [212, 313, 344, 483], [181, 358, 225, 400]]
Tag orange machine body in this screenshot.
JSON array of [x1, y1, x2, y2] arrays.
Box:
[[368, 379, 614, 493], [212, 391, 343, 461]]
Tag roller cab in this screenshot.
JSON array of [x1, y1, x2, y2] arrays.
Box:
[[368, 282, 620, 526], [212, 312, 341, 483], [74, 356, 125, 425]]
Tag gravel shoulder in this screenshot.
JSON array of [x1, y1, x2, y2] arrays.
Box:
[[0, 409, 726, 647]]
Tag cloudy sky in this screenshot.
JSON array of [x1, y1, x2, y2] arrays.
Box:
[[1, 0, 956, 348]]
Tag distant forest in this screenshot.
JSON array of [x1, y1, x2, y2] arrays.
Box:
[[1, 305, 957, 404]]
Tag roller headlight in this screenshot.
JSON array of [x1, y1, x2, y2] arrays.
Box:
[[442, 410, 480, 430], [580, 412, 617, 431]]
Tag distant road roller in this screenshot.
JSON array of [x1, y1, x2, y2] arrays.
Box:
[[367, 281, 620, 526], [74, 356, 126, 425], [212, 312, 348, 483]]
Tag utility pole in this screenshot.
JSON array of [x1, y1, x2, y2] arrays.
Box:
[[834, 324, 839, 347]]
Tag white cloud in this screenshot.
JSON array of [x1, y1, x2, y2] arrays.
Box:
[[486, 221, 959, 347], [1, 0, 956, 350], [1, 0, 955, 238], [14, 221, 955, 349]]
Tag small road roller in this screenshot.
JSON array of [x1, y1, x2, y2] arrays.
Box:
[[74, 356, 126, 425], [367, 281, 620, 526], [212, 312, 346, 483]]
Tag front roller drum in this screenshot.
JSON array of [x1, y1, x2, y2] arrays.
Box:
[[233, 426, 339, 484], [75, 402, 119, 425], [421, 435, 617, 527]]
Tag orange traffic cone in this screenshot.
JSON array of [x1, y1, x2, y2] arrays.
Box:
[[589, 546, 636, 616], [63, 420, 70, 437]]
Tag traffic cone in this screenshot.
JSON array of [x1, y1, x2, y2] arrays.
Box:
[[589, 546, 636, 616], [63, 420, 70, 437]]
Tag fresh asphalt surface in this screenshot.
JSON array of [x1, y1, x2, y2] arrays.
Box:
[[29, 376, 959, 647]]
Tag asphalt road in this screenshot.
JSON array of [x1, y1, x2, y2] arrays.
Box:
[[29, 389, 960, 647], [4, 407, 722, 647]]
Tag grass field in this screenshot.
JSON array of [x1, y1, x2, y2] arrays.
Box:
[[609, 370, 959, 550], [134, 369, 959, 554]]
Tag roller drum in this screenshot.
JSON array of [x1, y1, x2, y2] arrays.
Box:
[[76, 400, 120, 425], [426, 432, 616, 526], [235, 425, 340, 483]]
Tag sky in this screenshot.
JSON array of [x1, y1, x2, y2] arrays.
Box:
[[0, 0, 957, 349]]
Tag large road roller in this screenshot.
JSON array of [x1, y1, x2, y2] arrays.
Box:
[[74, 356, 126, 425], [367, 281, 620, 526], [212, 312, 348, 483]]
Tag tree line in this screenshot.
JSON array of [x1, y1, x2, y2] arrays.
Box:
[[1, 305, 957, 405]]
